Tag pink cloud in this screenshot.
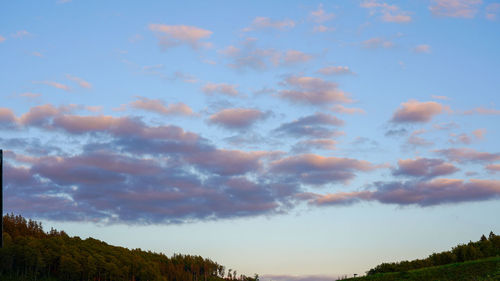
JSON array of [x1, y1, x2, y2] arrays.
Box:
[[292, 139, 338, 152], [0, 108, 17, 128], [208, 108, 267, 129], [362, 37, 394, 49], [486, 3, 500, 20], [391, 100, 447, 123], [149, 24, 212, 49], [202, 82, 239, 96], [0, 35, 5, 43], [19, 104, 69, 127], [413, 44, 431, 54], [317, 66, 354, 75], [463, 106, 500, 115], [36, 81, 71, 91], [274, 112, 344, 138], [360, 0, 412, 23], [312, 25, 335, 32], [130, 96, 194, 116], [244, 17, 295, 31], [310, 4, 335, 23], [282, 50, 313, 64], [393, 158, 459, 178], [429, 0, 483, 18], [436, 147, 500, 163], [449, 129, 485, 144], [279, 76, 352, 105], [331, 105, 365, 114], [486, 164, 500, 173], [271, 154, 377, 185], [66, 74, 92, 89]]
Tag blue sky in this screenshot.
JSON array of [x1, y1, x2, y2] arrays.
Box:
[[1, 0, 500, 280]]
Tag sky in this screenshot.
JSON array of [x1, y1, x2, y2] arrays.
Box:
[[1, 0, 500, 280]]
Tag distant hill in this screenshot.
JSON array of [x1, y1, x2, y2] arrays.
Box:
[[342, 232, 500, 281], [0, 214, 259, 281]]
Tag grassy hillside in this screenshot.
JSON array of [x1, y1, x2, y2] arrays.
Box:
[[344, 256, 500, 281], [0, 214, 258, 281]]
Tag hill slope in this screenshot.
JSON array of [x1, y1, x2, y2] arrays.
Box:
[[0, 214, 258, 281]]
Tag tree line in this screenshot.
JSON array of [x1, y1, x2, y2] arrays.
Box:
[[367, 231, 500, 275], [0, 214, 259, 281]]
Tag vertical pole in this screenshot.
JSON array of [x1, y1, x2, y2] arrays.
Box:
[[0, 149, 3, 248]]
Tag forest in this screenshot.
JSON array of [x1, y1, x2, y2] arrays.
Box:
[[0, 214, 259, 281], [366, 231, 500, 275]]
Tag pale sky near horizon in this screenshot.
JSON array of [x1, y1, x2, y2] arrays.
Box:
[[1, 0, 500, 280]]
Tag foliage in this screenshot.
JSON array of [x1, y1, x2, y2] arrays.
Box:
[[0, 214, 259, 281], [366, 232, 500, 275], [344, 256, 500, 281]]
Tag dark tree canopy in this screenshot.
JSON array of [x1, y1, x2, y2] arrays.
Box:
[[0, 214, 259, 281]]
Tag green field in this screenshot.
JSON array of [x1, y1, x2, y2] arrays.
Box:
[[345, 256, 500, 281]]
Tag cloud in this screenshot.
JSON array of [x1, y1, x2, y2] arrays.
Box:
[[130, 96, 194, 116], [317, 66, 355, 75], [360, 0, 412, 23], [449, 128, 486, 144], [463, 106, 500, 115], [331, 105, 365, 114], [413, 44, 431, 54], [12, 30, 30, 38], [486, 3, 500, 20], [279, 76, 352, 105], [271, 154, 377, 185], [208, 108, 268, 130], [202, 82, 240, 96], [220, 39, 313, 70], [149, 24, 212, 49], [19, 104, 71, 127], [282, 50, 313, 65], [313, 25, 335, 32], [391, 100, 447, 123], [310, 4, 335, 23], [486, 164, 500, 173], [0, 108, 18, 128], [432, 95, 450, 100], [274, 112, 344, 138], [436, 148, 500, 163], [362, 37, 394, 49], [244, 17, 295, 32], [0, 35, 5, 43], [66, 74, 92, 89], [393, 158, 459, 178], [292, 139, 337, 153], [429, 0, 482, 18], [307, 178, 500, 207], [35, 81, 71, 91]]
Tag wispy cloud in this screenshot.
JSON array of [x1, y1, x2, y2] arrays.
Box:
[[130, 96, 194, 116], [317, 66, 355, 75], [391, 100, 447, 123], [279, 76, 352, 105], [149, 24, 212, 50], [360, 0, 412, 23], [66, 74, 92, 89], [34, 81, 71, 91], [429, 0, 483, 18], [208, 108, 268, 130], [413, 44, 431, 54], [202, 82, 240, 96], [274, 112, 344, 138], [485, 3, 500, 20], [310, 4, 335, 23], [362, 37, 394, 49], [243, 17, 295, 32]]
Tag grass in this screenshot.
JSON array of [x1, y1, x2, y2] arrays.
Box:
[[344, 256, 500, 281]]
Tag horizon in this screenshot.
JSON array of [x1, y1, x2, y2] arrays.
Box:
[[1, 1, 500, 280]]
